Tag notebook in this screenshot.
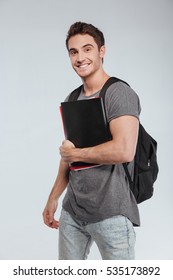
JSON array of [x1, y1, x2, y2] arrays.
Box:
[[60, 98, 110, 170]]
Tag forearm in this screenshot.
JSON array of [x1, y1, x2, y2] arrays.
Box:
[[60, 117, 139, 165], [48, 159, 69, 201], [72, 139, 134, 165]]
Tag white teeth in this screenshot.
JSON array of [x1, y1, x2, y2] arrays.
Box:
[[78, 64, 89, 68]]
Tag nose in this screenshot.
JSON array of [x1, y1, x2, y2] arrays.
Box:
[[76, 51, 85, 63]]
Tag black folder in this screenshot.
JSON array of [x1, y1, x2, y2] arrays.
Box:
[[60, 98, 110, 170]]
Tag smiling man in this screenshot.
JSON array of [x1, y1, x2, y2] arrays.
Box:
[[68, 34, 105, 82], [43, 22, 141, 260]]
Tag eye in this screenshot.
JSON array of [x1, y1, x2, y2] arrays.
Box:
[[69, 49, 77, 56], [85, 47, 91, 52]]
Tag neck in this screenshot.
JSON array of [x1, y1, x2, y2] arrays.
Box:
[[81, 70, 110, 96]]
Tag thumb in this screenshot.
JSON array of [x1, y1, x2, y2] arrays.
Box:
[[63, 140, 75, 148]]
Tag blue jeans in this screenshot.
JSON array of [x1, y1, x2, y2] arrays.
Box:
[[59, 209, 136, 260]]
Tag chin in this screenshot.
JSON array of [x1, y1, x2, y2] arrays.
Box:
[[77, 70, 93, 79]]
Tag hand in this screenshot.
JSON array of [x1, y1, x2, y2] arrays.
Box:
[[59, 140, 76, 163], [42, 199, 59, 229]]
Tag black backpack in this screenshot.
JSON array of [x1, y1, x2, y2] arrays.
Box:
[[68, 77, 159, 203]]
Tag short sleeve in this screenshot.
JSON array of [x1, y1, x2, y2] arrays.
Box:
[[105, 82, 141, 123]]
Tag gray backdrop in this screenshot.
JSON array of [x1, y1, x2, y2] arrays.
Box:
[[0, 0, 172, 259]]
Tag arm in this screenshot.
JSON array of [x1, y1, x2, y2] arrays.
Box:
[[42, 159, 69, 229], [59, 115, 139, 165]]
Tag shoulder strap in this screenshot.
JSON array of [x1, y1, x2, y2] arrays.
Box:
[[122, 162, 133, 187], [99, 76, 130, 116], [68, 85, 83, 101], [99, 77, 133, 188], [99, 77, 130, 99]]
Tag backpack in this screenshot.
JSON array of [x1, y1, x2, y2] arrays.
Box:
[[68, 77, 159, 203]]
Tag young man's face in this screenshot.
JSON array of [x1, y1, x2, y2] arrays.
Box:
[[67, 34, 105, 79]]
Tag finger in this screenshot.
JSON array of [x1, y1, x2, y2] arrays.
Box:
[[43, 210, 55, 227], [52, 220, 59, 229], [49, 219, 59, 229]]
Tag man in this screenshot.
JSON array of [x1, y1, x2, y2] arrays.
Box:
[[43, 22, 141, 260]]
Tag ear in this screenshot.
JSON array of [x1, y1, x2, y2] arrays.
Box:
[[99, 45, 106, 59]]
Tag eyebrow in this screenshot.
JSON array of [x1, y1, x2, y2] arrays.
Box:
[[82, 44, 94, 48], [69, 44, 94, 53]]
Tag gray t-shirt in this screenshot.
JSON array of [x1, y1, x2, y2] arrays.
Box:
[[62, 81, 141, 226]]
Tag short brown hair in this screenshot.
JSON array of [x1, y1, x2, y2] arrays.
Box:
[[66, 22, 105, 50]]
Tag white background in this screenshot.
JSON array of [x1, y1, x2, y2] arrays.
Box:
[[0, 0, 172, 260]]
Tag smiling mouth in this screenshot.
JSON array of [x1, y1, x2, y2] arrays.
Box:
[[77, 63, 90, 69]]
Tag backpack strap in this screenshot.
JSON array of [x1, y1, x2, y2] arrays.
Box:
[[99, 77, 130, 99], [99, 77, 132, 188], [68, 85, 83, 101], [122, 162, 133, 187]]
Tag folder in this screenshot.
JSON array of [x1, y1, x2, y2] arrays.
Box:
[[60, 98, 110, 170]]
